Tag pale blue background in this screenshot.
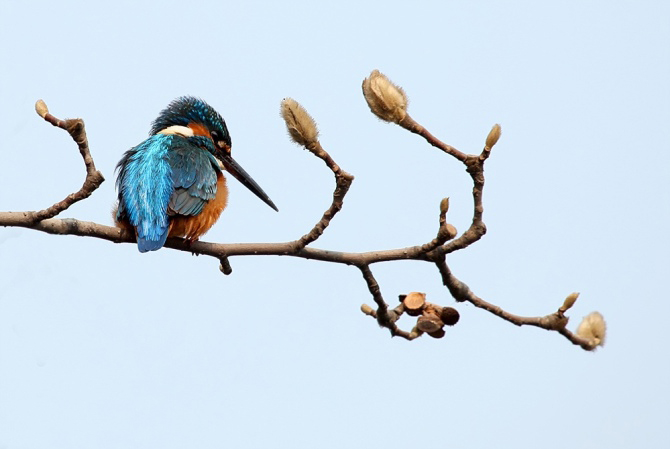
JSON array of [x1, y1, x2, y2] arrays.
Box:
[[1, 1, 668, 448]]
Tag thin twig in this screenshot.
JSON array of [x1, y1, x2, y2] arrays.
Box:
[[358, 265, 416, 340], [398, 114, 488, 254], [31, 100, 105, 222], [434, 258, 597, 349], [293, 141, 354, 251]]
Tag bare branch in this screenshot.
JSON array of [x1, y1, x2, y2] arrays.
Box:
[[434, 258, 599, 350], [358, 265, 418, 340], [398, 114, 468, 162], [0, 90, 604, 352], [31, 100, 105, 222], [280, 98, 355, 251], [293, 141, 354, 251]]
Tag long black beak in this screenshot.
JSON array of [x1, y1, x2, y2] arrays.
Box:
[[220, 153, 278, 212]]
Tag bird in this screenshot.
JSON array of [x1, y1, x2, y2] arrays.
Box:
[[115, 96, 277, 252]]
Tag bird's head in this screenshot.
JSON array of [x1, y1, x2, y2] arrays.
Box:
[[152, 96, 277, 211]]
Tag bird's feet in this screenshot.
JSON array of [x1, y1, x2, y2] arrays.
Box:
[[185, 238, 199, 256]]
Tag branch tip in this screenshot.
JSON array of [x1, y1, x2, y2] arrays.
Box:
[[35, 99, 49, 118], [219, 257, 233, 275]]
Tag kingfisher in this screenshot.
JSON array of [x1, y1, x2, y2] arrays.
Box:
[[115, 96, 277, 252]]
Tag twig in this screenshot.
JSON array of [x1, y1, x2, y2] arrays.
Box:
[[31, 100, 105, 222], [293, 141, 354, 251], [358, 265, 417, 340], [434, 258, 598, 349], [397, 114, 488, 254]]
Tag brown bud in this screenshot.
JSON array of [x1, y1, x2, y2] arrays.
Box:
[[445, 224, 458, 240], [403, 292, 426, 316], [280, 98, 319, 146], [440, 307, 460, 326], [360, 304, 374, 316], [485, 124, 501, 148], [35, 99, 49, 118], [362, 70, 408, 124], [440, 197, 450, 215]]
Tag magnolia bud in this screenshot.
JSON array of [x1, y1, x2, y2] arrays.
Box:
[[35, 99, 49, 118], [440, 197, 450, 215], [576, 311, 607, 348], [559, 292, 580, 313], [485, 124, 501, 148], [280, 98, 319, 146], [360, 304, 374, 316], [361, 70, 408, 124], [445, 224, 458, 240]]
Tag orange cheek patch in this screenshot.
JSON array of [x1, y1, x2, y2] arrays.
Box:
[[188, 122, 211, 137]]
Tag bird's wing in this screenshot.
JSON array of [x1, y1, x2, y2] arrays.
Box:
[[167, 141, 220, 217], [116, 134, 219, 252]]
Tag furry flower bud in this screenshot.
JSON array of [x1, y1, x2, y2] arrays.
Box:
[[280, 98, 319, 146], [362, 70, 408, 124], [576, 311, 607, 348]]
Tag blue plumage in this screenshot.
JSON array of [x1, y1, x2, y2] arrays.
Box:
[[116, 134, 221, 252], [116, 96, 277, 253], [167, 139, 220, 217], [116, 135, 177, 252]]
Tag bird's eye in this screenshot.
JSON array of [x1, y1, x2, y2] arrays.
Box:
[[211, 130, 220, 140]]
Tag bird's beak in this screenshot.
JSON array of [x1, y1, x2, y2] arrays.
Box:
[[220, 153, 278, 212]]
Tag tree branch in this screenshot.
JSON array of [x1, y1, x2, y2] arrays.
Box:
[[0, 77, 606, 351]]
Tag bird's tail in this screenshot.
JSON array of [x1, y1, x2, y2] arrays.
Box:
[[137, 231, 169, 253]]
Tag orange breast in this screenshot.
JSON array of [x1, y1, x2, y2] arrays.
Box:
[[168, 173, 228, 242]]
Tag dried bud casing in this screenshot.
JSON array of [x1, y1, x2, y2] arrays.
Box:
[[35, 99, 49, 118], [403, 292, 426, 316], [362, 70, 408, 124], [485, 124, 502, 148], [576, 311, 607, 348], [427, 328, 446, 339], [417, 314, 443, 333], [280, 98, 319, 146], [440, 307, 460, 326]]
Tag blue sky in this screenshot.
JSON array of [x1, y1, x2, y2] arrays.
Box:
[[1, 1, 668, 448]]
